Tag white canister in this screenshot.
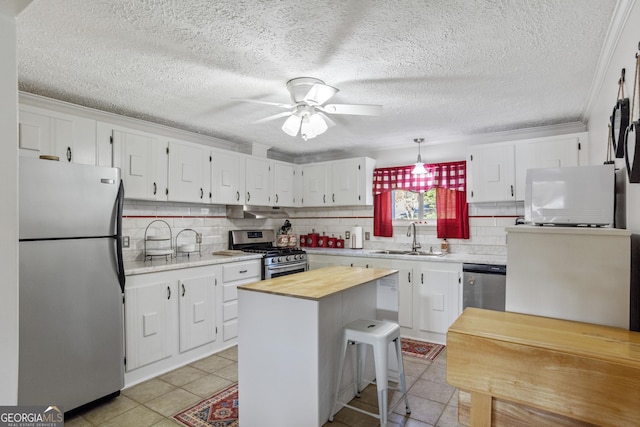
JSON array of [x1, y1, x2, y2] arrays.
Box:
[[276, 234, 289, 247], [351, 226, 363, 249], [288, 234, 297, 247]]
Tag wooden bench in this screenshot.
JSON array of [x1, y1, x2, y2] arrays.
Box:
[[446, 308, 640, 427]]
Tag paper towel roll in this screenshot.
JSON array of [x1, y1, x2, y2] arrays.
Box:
[[351, 226, 363, 249]]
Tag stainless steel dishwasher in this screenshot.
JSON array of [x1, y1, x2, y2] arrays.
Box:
[[462, 263, 507, 312]]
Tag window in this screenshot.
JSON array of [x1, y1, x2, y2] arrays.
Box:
[[392, 189, 437, 221]]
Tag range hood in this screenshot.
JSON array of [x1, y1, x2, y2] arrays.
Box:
[[226, 205, 290, 219]]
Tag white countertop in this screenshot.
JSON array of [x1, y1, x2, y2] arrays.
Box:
[[505, 225, 631, 236], [124, 252, 263, 275], [304, 247, 507, 265]]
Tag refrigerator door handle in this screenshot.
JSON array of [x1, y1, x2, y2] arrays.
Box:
[[115, 180, 126, 293]]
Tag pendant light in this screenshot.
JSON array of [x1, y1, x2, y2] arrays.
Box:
[[411, 138, 427, 175]]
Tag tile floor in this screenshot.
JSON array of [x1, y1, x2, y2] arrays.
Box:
[[65, 346, 462, 427]]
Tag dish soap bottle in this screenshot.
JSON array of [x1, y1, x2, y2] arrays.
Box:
[[441, 238, 449, 254]]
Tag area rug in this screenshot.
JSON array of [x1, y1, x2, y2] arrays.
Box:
[[174, 382, 238, 427], [401, 338, 445, 361]]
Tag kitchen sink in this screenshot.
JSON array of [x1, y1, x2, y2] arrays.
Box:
[[370, 249, 445, 257]]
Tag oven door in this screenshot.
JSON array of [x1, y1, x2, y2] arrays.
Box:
[[265, 260, 308, 279]]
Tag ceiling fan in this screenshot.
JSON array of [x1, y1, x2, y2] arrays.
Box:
[[234, 77, 383, 140]]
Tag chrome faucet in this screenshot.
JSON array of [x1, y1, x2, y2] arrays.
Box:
[[406, 222, 421, 252]]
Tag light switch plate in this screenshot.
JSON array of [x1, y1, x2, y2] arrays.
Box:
[[365, 231, 370, 240], [123, 236, 130, 248], [345, 231, 351, 239]]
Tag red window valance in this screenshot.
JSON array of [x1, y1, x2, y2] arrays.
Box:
[[372, 161, 466, 195]]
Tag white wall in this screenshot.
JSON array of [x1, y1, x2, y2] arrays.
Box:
[[586, 0, 640, 231], [0, 10, 20, 406]]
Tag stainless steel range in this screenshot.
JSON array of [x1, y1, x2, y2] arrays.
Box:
[[229, 229, 308, 279]]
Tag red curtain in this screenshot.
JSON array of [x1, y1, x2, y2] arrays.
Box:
[[373, 161, 469, 239], [436, 187, 469, 239]]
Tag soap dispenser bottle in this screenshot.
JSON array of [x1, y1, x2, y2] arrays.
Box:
[[441, 238, 449, 254]]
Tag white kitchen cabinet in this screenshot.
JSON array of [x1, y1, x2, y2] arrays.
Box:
[[330, 157, 376, 206], [292, 165, 303, 207], [467, 144, 515, 202], [414, 263, 461, 337], [124, 281, 175, 371], [245, 157, 272, 205], [210, 149, 245, 205], [301, 162, 329, 206], [19, 105, 97, 165], [514, 134, 582, 200], [391, 260, 414, 329], [168, 140, 209, 203], [272, 161, 295, 207], [221, 260, 261, 342], [112, 127, 168, 201], [178, 273, 217, 353]]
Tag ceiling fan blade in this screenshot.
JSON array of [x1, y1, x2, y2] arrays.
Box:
[[231, 98, 294, 109], [303, 83, 339, 106], [319, 104, 383, 116], [317, 112, 336, 128], [253, 111, 293, 124], [282, 114, 302, 137]]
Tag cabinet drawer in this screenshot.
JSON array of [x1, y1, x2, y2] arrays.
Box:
[[222, 261, 260, 282], [223, 320, 238, 341], [223, 283, 238, 302], [224, 301, 238, 321]]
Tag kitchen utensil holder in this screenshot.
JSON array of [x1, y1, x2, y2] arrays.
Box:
[[144, 219, 173, 261], [175, 228, 202, 258]]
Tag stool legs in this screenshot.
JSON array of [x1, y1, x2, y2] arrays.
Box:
[[394, 337, 411, 414], [328, 335, 350, 422], [356, 342, 367, 394]]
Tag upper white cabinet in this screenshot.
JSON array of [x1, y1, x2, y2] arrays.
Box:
[[514, 134, 582, 200], [273, 161, 295, 207], [112, 127, 168, 201], [331, 157, 375, 206], [245, 157, 272, 206], [467, 144, 515, 203], [293, 164, 303, 207], [167, 140, 210, 204], [19, 105, 97, 165], [211, 149, 245, 205], [301, 162, 329, 206]]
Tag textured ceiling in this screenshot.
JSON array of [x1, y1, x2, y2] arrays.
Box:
[[17, 0, 617, 157]]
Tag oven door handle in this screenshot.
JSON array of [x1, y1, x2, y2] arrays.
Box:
[[266, 261, 309, 272]]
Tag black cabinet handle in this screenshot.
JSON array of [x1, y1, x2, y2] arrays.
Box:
[[167, 286, 171, 300], [66, 146, 72, 162], [247, 192, 251, 202], [181, 283, 186, 297], [236, 191, 240, 201], [153, 182, 157, 195], [239, 269, 248, 274], [408, 272, 411, 283], [323, 194, 326, 203], [421, 273, 424, 284], [332, 193, 335, 203], [275, 194, 279, 204], [510, 185, 514, 197], [200, 188, 203, 199]]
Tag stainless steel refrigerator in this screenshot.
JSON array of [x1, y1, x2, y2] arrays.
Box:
[[18, 157, 126, 412]]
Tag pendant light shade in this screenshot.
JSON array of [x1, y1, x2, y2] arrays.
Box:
[[411, 138, 427, 175], [282, 114, 302, 136]]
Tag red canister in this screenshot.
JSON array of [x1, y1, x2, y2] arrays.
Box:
[[328, 236, 337, 248], [308, 232, 319, 247], [299, 234, 307, 247], [318, 235, 328, 247], [336, 237, 345, 248]]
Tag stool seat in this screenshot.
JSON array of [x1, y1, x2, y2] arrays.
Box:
[[329, 319, 411, 427]]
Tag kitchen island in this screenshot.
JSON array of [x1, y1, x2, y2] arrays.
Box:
[[237, 266, 399, 427]]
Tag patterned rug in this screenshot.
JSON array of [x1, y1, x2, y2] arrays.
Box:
[[174, 383, 238, 427], [401, 338, 445, 361]]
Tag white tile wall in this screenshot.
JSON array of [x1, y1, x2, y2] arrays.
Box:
[[121, 201, 518, 261]]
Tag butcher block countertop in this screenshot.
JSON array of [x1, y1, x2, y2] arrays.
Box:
[[238, 266, 397, 300]]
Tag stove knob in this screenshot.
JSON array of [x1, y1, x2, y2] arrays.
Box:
[[278, 257, 284, 263], [286, 255, 292, 261], [296, 254, 302, 261]]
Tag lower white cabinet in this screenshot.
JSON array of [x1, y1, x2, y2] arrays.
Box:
[[221, 260, 261, 342], [178, 274, 217, 353]]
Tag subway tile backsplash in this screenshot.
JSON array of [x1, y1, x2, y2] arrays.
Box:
[[122, 201, 514, 261]]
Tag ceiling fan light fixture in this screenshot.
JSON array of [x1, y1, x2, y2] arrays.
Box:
[[309, 113, 328, 134], [411, 138, 427, 175], [282, 114, 302, 137]]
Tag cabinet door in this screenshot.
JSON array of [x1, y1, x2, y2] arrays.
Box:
[[301, 163, 328, 206], [221, 260, 261, 342], [415, 264, 461, 335], [245, 157, 272, 205], [273, 162, 294, 206], [125, 282, 175, 371], [19, 106, 96, 165], [293, 165, 304, 207], [178, 274, 216, 353], [168, 140, 209, 203], [112, 128, 168, 201], [467, 145, 515, 202], [514, 136, 581, 200], [211, 150, 245, 204], [331, 159, 361, 205], [392, 261, 414, 329]]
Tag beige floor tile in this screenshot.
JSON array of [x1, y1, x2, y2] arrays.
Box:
[[159, 365, 208, 387], [217, 345, 238, 361], [123, 378, 176, 404], [63, 415, 93, 427], [394, 395, 445, 426], [180, 374, 233, 398], [81, 395, 139, 425], [435, 404, 464, 427], [408, 379, 455, 405], [212, 362, 238, 382], [151, 418, 183, 426], [190, 354, 235, 373], [330, 405, 380, 427], [403, 359, 430, 378], [422, 362, 448, 385], [388, 412, 434, 427], [144, 389, 201, 417], [447, 389, 458, 408], [99, 406, 164, 427]]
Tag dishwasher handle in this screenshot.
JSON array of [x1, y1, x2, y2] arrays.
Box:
[[463, 263, 506, 275]]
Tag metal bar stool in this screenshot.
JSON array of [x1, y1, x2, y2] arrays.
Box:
[[328, 319, 411, 426]]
